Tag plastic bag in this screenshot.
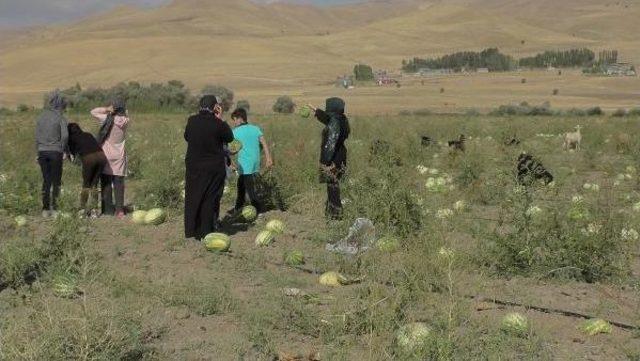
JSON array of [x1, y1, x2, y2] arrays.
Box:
[[325, 218, 376, 255]]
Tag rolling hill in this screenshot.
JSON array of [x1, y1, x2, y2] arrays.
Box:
[[0, 0, 638, 109]]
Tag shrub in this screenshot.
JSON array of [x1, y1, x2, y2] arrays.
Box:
[[612, 108, 627, 117], [353, 64, 374, 81], [201, 85, 234, 112], [552, 89, 559, 96], [586, 106, 603, 116], [272, 96, 296, 114], [565, 108, 587, 117], [521, 78, 526, 84], [628, 107, 640, 116], [16, 104, 31, 113], [236, 99, 250, 112]]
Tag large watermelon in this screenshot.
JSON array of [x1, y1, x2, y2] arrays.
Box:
[[204, 233, 231, 252], [298, 105, 311, 118], [265, 219, 286, 235], [580, 318, 612, 336], [131, 210, 147, 224], [241, 206, 257, 222], [145, 208, 166, 225], [319, 271, 347, 286], [376, 237, 400, 252], [53, 275, 79, 298], [229, 139, 243, 154], [284, 250, 305, 266], [255, 230, 275, 246]]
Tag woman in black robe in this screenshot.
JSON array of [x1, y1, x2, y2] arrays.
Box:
[[308, 97, 350, 219], [184, 95, 234, 240]]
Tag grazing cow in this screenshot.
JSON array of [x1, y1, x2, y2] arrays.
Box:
[[563, 125, 582, 151], [448, 134, 466, 152], [517, 153, 553, 185]]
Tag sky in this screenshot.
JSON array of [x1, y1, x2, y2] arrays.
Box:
[[0, 0, 358, 28]]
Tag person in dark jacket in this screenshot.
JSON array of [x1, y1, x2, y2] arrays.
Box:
[[35, 91, 69, 217], [308, 97, 350, 219], [184, 95, 234, 240], [67, 123, 108, 218]]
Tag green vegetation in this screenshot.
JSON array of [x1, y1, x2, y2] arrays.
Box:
[[353, 63, 375, 81], [518, 48, 595, 68], [1, 110, 639, 359], [402, 48, 516, 72], [272, 95, 296, 114]]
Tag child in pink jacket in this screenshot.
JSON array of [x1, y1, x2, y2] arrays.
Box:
[[91, 100, 129, 218]]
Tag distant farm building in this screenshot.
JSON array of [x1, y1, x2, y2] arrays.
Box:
[[336, 75, 354, 88], [476, 67, 489, 73], [604, 63, 636, 76], [374, 70, 398, 85]]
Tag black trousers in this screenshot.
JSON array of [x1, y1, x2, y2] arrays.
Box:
[[38, 151, 63, 210], [80, 151, 107, 212], [326, 181, 342, 219], [184, 166, 226, 240], [101, 174, 125, 215], [235, 174, 261, 212]]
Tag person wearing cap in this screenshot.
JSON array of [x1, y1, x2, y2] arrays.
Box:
[[90, 99, 130, 218], [184, 95, 234, 240], [35, 90, 70, 217], [308, 97, 350, 219]]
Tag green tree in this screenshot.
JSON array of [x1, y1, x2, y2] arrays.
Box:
[[353, 64, 374, 81], [200, 85, 234, 112], [272, 96, 295, 114]]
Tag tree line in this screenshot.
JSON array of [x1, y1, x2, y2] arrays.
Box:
[[402, 48, 615, 73]]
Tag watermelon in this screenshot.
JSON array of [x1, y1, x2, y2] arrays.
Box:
[[229, 139, 243, 154], [501, 312, 529, 335], [204, 233, 231, 252], [145, 208, 166, 225], [319, 271, 347, 286], [396, 322, 431, 351], [298, 105, 311, 118], [284, 250, 305, 266], [131, 210, 147, 224], [241, 205, 257, 222], [255, 230, 275, 246], [580, 319, 612, 336], [14, 215, 27, 227], [376, 237, 400, 252], [53, 276, 78, 298], [265, 219, 286, 235]]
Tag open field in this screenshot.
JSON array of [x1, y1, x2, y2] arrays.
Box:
[[1, 111, 639, 360], [1, 0, 639, 111]]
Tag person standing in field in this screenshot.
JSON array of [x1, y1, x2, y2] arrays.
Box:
[[184, 95, 234, 240], [308, 97, 350, 219], [230, 108, 273, 213], [90, 100, 129, 219], [67, 123, 108, 218], [35, 91, 69, 217]]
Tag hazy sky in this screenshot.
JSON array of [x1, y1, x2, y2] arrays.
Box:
[[0, 0, 358, 28]]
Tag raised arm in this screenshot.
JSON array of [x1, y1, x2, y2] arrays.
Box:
[[314, 108, 331, 125], [90, 107, 109, 123]]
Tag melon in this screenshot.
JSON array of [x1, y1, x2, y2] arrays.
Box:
[[204, 232, 231, 252], [501, 312, 529, 335], [241, 205, 257, 222], [53, 276, 78, 298], [376, 237, 400, 252], [228, 139, 243, 154], [298, 105, 311, 118], [14, 215, 27, 227], [284, 250, 305, 266], [131, 210, 147, 224], [255, 230, 275, 246], [396, 322, 431, 351], [580, 318, 612, 336], [144, 208, 166, 225], [265, 219, 286, 235], [319, 271, 347, 286]]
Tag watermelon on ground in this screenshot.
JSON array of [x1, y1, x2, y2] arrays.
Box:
[[319, 271, 347, 286], [265, 219, 286, 234], [255, 230, 275, 246], [241, 206, 257, 222], [396, 322, 431, 351], [284, 250, 305, 266], [145, 208, 166, 225], [131, 210, 147, 224], [204, 233, 231, 252]]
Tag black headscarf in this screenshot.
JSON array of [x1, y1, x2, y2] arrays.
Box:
[[325, 97, 345, 115], [200, 95, 218, 113]]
